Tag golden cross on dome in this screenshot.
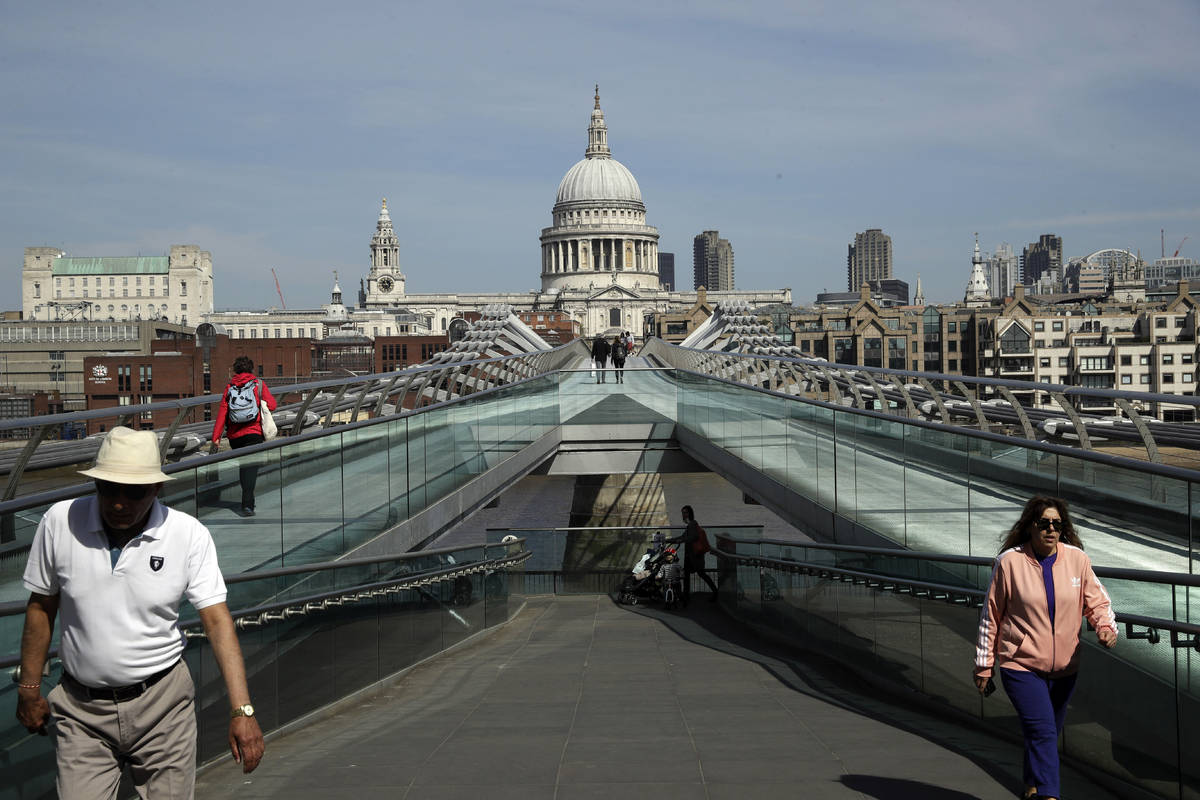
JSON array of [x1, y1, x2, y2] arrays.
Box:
[[594, 84, 600, 110]]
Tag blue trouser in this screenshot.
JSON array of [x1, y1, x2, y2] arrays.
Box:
[[999, 667, 1078, 797]]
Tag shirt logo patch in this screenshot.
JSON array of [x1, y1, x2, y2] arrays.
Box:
[[1071, 576, 1081, 588], [150, 556, 164, 572]]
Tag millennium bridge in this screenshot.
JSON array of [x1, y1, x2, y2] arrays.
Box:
[[2, 309, 1198, 799]]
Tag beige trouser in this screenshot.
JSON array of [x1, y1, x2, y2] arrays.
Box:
[[47, 660, 197, 800]]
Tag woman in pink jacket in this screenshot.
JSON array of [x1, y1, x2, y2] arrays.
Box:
[[974, 496, 1117, 800]]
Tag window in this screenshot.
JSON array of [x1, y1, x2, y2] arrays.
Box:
[[1120, 354, 1132, 366], [1156, 317, 1167, 329], [310, 328, 317, 338], [136, 276, 142, 286], [1000, 325, 1031, 354], [1034, 321, 1045, 332], [274, 328, 281, 338], [1040, 358, 1051, 367], [1184, 353, 1194, 364], [286, 328, 292, 337], [250, 329, 257, 338], [1140, 354, 1150, 365], [34, 282, 40, 298], [949, 359, 958, 370], [1121, 375, 1132, 385], [1176, 317, 1185, 328], [1035, 339, 1045, 348], [148, 288, 154, 297], [948, 340, 957, 352], [123, 289, 128, 297], [1163, 374, 1175, 384], [1140, 374, 1151, 384], [262, 329, 268, 338], [911, 341, 918, 353], [180, 303, 187, 311], [122, 277, 128, 286], [1058, 357, 1069, 367], [1163, 354, 1174, 365], [1184, 374, 1195, 383], [1052, 321, 1063, 332], [83, 289, 88, 298]]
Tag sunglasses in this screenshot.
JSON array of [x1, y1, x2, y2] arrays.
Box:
[[95, 480, 153, 501], [1035, 517, 1063, 532]]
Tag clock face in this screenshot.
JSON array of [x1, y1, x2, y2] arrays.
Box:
[[378, 275, 394, 293]]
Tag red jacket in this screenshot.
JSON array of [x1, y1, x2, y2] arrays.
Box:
[[975, 542, 1117, 680], [212, 372, 277, 442]]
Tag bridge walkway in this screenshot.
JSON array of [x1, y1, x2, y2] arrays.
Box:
[[195, 595, 1120, 800]]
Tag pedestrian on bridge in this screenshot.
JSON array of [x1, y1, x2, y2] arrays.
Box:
[[16, 426, 264, 798], [974, 496, 1117, 800], [591, 336, 611, 384], [668, 505, 718, 606], [211, 355, 277, 517], [611, 335, 627, 383]]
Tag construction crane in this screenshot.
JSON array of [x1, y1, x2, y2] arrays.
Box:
[[271, 268, 287, 309], [1173, 236, 1190, 258]]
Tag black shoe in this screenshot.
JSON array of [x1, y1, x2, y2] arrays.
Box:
[[241, 506, 255, 517]]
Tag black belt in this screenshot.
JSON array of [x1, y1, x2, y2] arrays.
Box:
[[63, 661, 179, 702]]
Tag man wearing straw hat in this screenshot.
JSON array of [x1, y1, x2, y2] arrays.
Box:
[[15, 426, 264, 797]]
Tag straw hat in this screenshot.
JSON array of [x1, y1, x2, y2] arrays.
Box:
[[79, 426, 172, 484]]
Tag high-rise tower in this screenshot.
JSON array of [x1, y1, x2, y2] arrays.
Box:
[[693, 231, 734, 290], [847, 229, 893, 290]]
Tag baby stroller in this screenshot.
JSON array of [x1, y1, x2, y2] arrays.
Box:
[[616, 534, 678, 606]]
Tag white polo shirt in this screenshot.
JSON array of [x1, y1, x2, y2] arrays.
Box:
[[23, 496, 227, 688]]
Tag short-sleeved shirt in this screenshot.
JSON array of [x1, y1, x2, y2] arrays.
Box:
[[23, 496, 227, 687]]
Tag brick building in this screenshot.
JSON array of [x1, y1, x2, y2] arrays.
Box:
[[84, 326, 312, 434]]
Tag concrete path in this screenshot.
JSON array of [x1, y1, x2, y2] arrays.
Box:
[[195, 595, 1121, 799]]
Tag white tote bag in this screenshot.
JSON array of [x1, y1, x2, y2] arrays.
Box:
[[260, 400, 278, 440]]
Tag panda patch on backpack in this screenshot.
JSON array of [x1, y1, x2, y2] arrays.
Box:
[[226, 381, 261, 425]]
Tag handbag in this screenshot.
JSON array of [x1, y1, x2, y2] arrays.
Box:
[[260, 399, 278, 440]]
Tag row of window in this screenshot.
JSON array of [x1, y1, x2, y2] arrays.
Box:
[[0, 325, 141, 342]]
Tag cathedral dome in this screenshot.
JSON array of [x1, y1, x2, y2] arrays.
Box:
[[556, 157, 642, 205]]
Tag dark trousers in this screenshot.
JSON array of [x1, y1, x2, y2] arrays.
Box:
[[594, 356, 608, 382], [229, 433, 265, 509], [682, 554, 718, 605], [1000, 667, 1078, 798], [612, 359, 625, 382]]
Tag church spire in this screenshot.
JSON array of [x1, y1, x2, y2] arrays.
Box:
[[914, 273, 925, 306], [964, 233, 991, 305], [585, 85, 611, 159]]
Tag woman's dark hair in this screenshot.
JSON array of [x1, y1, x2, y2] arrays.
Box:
[[999, 495, 1083, 553], [233, 356, 254, 375], [681, 504, 695, 521]]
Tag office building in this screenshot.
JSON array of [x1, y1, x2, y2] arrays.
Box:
[[693, 231, 735, 291], [847, 229, 893, 291], [1021, 234, 1062, 286]]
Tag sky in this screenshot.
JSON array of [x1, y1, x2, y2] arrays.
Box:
[[3, 1, 1199, 310]]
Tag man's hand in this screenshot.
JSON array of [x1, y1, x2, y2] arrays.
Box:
[[16, 688, 51, 735], [208, 442, 220, 456], [1098, 627, 1118, 648], [973, 675, 990, 695], [229, 715, 264, 772]]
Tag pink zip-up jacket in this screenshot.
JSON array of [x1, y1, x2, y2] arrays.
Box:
[[975, 542, 1117, 680]]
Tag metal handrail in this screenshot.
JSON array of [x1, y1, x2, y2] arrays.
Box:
[[2, 542, 531, 668], [0, 352, 569, 516], [716, 537, 1200, 588], [0, 341, 583, 502], [0, 539, 528, 619], [643, 337, 1200, 465], [717, 550, 1200, 647]]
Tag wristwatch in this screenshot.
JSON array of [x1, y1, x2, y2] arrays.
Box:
[[231, 703, 255, 719]]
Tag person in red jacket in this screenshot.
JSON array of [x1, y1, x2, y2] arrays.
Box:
[[974, 496, 1117, 800], [210, 356, 277, 517]]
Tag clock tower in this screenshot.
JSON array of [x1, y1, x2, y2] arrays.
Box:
[[365, 197, 405, 307]]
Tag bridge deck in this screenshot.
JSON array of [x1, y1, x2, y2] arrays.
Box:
[[195, 596, 1119, 799]]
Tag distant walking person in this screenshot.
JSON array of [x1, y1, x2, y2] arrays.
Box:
[[668, 505, 718, 606], [591, 336, 611, 384], [974, 496, 1117, 800], [611, 336, 627, 383], [211, 356, 277, 517], [624, 331, 634, 354]]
